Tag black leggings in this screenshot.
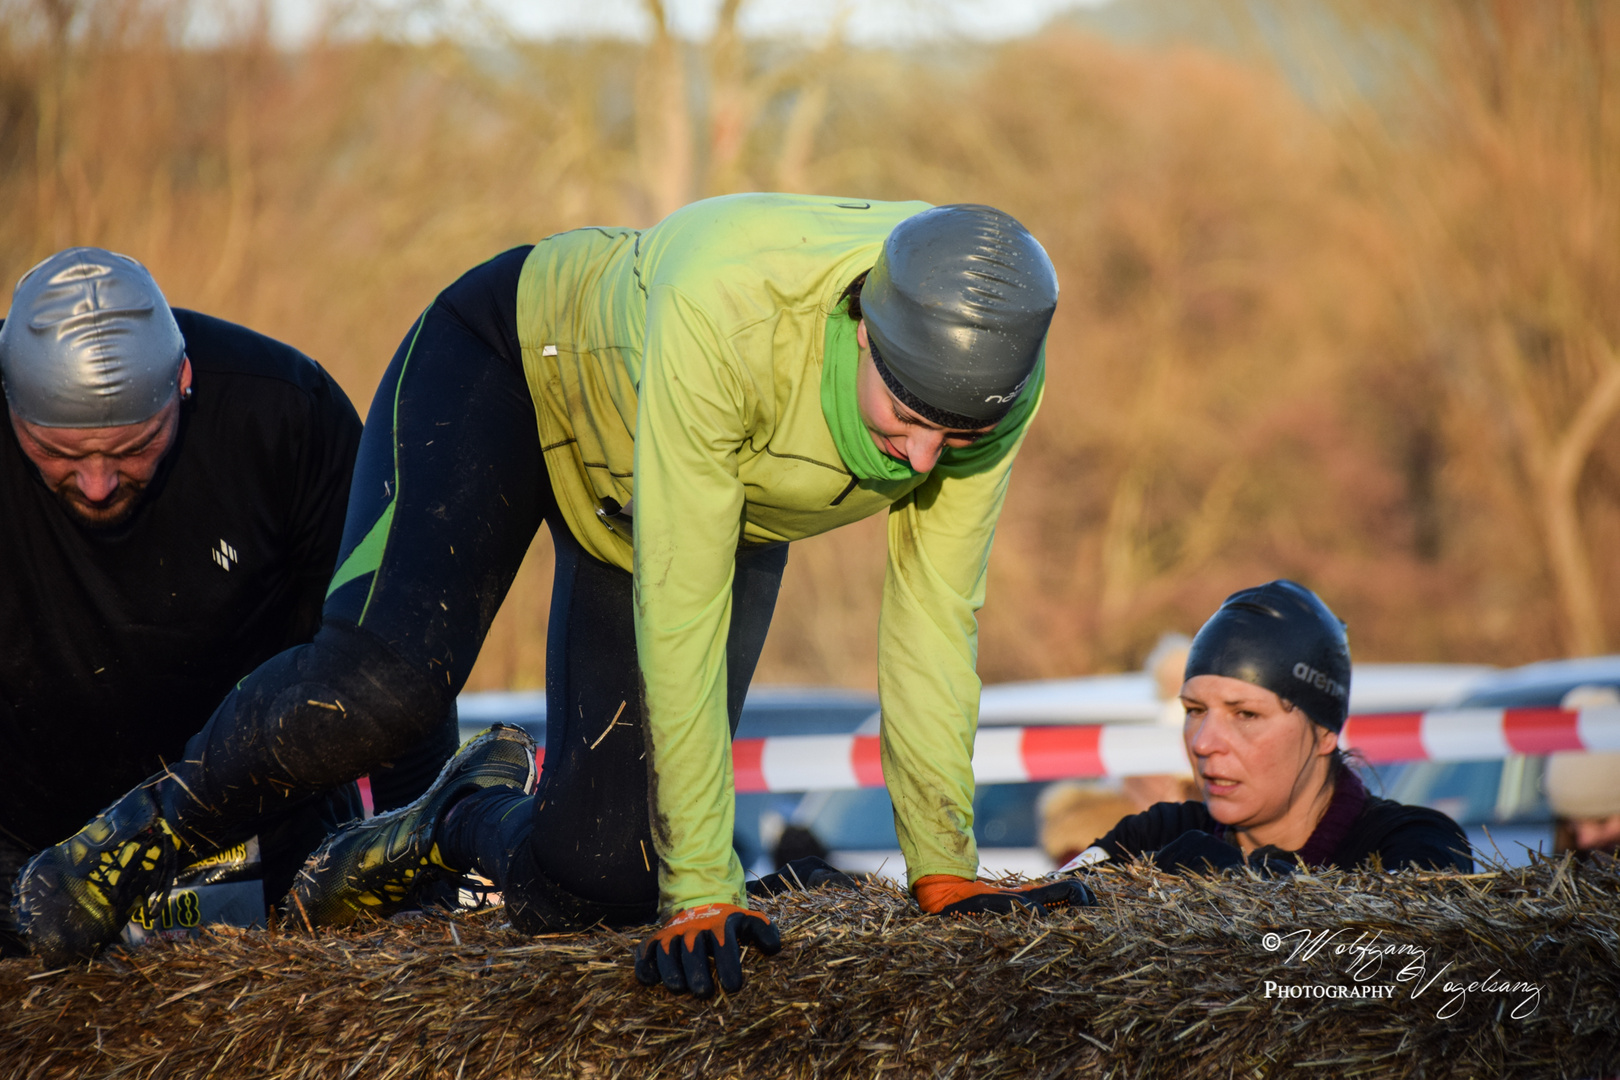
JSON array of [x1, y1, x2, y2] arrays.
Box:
[[176, 248, 785, 925]]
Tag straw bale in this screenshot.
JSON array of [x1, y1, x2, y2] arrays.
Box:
[[2, 854, 1616, 1079]]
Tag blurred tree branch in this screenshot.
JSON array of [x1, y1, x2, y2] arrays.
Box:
[[632, 0, 846, 218], [634, 0, 692, 221], [31, 0, 77, 248], [1430, 1, 1620, 655], [1284, 0, 1620, 655]]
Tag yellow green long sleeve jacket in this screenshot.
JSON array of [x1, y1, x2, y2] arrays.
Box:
[[515, 193, 1045, 914]]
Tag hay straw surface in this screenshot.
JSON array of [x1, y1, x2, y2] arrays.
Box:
[[3, 855, 1617, 1079]]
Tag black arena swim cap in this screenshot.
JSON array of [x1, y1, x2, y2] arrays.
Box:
[[860, 204, 1057, 428], [1184, 580, 1352, 733]]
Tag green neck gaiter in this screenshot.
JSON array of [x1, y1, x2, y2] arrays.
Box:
[[820, 304, 919, 482]]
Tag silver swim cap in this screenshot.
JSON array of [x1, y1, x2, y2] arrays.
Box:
[[0, 247, 185, 428]]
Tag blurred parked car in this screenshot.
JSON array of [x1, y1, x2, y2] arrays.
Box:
[[457, 690, 547, 744]]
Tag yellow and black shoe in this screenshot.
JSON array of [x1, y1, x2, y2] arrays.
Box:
[[290, 724, 537, 928], [15, 779, 188, 965]]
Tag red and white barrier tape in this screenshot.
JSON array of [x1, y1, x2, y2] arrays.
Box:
[[1338, 706, 1620, 764], [718, 706, 1620, 793]]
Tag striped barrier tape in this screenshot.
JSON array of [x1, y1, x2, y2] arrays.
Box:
[[1338, 706, 1620, 764], [361, 705, 1620, 810], [720, 705, 1620, 793]]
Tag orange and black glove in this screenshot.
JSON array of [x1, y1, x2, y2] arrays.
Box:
[[633, 903, 782, 998], [913, 874, 1097, 917]]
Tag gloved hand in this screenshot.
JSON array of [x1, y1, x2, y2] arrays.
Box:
[[632, 903, 782, 998], [1242, 844, 1302, 877], [913, 874, 1097, 916], [1153, 830, 1245, 874], [1152, 830, 1299, 876], [746, 856, 859, 898]]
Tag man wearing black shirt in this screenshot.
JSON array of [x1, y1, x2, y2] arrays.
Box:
[[0, 246, 454, 954]]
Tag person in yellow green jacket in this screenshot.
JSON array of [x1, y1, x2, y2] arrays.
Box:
[[17, 194, 1094, 995]]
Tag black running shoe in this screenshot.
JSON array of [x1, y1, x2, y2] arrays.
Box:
[[15, 779, 187, 964], [291, 724, 537, 927]]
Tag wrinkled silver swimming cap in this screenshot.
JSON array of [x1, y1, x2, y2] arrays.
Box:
[[0, 246, 185, 428], [861, 204, 1058, 428]]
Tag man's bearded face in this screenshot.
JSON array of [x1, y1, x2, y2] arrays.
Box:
[[9, 393, 181, 529]]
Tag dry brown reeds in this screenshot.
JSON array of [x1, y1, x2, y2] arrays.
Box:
[[2, 854, 1615, 1079]]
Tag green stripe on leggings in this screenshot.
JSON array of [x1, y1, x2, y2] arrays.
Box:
[[322, 310, 429, 622], [325, 500, 396, 599]]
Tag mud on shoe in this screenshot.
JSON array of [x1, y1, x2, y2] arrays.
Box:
[[290, 724, 537, 928], [15, 780, 186, 965]]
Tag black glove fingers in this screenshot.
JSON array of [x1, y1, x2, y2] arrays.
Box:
[[743, 914, 783, 956], [714, 923, 746, 994], [1154, 829, 1244, 874], [635, 906, 781, 997], [655, 940, 688, 993], [1010, 893, 1047, 916], [633, 942, 662, 986], [1025, 879, 1098, 910], [682, 931, 717, 999], [746, 856, 859, 898]]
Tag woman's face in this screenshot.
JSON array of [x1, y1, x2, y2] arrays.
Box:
[[1180, 674, 1338, 835], [854, 321, 996, 472]]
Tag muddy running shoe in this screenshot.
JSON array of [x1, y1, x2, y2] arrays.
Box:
[[15, 779, 187, 965], [291, 724, 537, 928]]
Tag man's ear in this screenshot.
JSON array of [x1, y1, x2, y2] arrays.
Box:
[[856, 320, 868, 350], [178, 356, 193, 395]]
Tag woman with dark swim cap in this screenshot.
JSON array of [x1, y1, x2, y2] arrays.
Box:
[[1063, 581, 1473, 874]]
